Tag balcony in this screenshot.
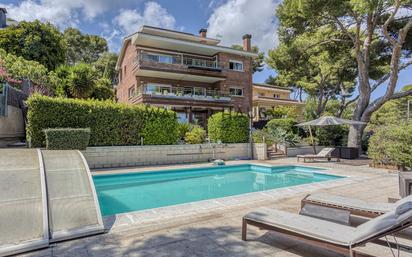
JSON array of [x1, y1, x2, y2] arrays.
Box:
[[138, 52, 221, 71], [131, 85, 231, 104], [133, 51, 226, 83]]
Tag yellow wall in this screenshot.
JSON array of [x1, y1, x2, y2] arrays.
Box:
[[252, 87, 290, 99]]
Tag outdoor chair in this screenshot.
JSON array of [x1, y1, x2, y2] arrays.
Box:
[[297, 147, 339, 162], [301, 193, 412, 218], [242, 200, 412, 256]]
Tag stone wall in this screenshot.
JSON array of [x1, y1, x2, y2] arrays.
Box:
[[0, 105, 25, 147], [82, 143, 251, 169]]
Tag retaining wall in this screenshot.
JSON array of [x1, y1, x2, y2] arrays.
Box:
[[82, 143, 252, 169]]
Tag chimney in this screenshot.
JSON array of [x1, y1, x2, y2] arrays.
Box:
[[199, 28, 207, 38], [242, 34, 251, 52], [0, 8, 6, 29]]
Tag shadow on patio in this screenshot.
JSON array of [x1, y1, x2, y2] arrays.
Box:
[[54, 224, 346, 257]]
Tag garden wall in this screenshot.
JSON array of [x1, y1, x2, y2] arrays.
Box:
[[82, 143, 251, 168]]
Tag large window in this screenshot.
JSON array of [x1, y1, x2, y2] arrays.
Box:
[[143, 52, 176, 64], [229, 60, 243, 71], [158, 55, 174, 64], [229, 87, 243, 96], [176, 112, 189, 123], [145, 83, 171, 95]]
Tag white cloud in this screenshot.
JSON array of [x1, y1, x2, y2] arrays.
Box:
[[114, 2, 176, 36], [207, 0, 280, 53], [1, 0, 144, 28]]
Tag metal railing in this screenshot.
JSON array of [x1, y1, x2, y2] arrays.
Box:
[[142, 86, 230, 101], [139, 52, 220, 70]]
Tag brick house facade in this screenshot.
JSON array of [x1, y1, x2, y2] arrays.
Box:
[[116, 26, 257, 127]]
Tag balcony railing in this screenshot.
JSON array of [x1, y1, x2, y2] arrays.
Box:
[[137, 52, 221, 70], [140, 86, 231, 101]]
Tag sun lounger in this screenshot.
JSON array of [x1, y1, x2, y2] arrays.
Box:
[[301, 193, 412, 218], [242, 201, 412, 256], [297, 147, 339, 162]]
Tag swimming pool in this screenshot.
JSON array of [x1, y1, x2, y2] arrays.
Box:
[[93, 164, 342, 216]]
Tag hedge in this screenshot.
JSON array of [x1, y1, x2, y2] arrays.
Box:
[[44, 128, 90, 150], [368, 123, 412, 170], [27, 94, 179, 147], [208, 112, 249, 143]]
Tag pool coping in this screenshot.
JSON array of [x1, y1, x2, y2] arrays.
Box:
[[98, 162, 362, 233]]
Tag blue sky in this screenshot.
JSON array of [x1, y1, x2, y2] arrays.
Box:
[[1, 0, 410, 99]]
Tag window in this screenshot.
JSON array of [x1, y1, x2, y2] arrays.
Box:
[[183, 87, 193, 95], [229, 87, 243, 96], [123, 65, 127, 76], [274, 94, 280, 99], [258, 92, 265, 97], [177, 112, 189, 123], [159, 55, 174, 64], [144, 83, 171, 95], [229, 60, 243, 71], [128, 86, 135, 98], [194, 87, 205, 96]]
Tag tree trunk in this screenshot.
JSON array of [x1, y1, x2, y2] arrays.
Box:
[[347, 124, 366, 147]]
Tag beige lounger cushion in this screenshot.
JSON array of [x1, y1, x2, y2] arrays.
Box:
[[297, 148, 335, 158], [244, 207, 355, 246], [245, 203, 412, 246], [306, 194, 412, 214], [305, 193, 393, 213], [352, 202, 412, 243]]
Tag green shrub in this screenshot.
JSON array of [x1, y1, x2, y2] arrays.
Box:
[[44, 128, 90, 150], [67, 63, 96, 98], [368, 123, 412, 170], [266, 118, 297, 134], [178, 123, 192, 140], [27, 94, 179, 147], [252, 129, 273, 144], [91, 78, 114, 100], [208, 112, 249, 143], [184, 126, 206, 144], [316, 126, 348, 146]]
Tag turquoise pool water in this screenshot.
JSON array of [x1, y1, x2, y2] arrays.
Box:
[[93, 164, 342, 216]]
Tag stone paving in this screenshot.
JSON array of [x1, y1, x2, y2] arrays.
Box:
[[19, 158, 405, 257]]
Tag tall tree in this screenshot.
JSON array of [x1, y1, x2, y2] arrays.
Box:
[[368, 85, 412, 129], [64, 28, 108, 65], [0, 20, 66, 70], [276, 0, 412, 147], [93, 52, 118, 85], [231, 44, 265, 73], [267, 27, 357, 117]]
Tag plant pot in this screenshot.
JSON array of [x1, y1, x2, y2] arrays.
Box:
[[399, 171, 412, 197]]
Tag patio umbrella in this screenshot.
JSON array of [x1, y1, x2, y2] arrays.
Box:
[[296, 116, 366, 154]]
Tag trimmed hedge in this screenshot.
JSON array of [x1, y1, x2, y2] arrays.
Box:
[[44, 128, 90, 150], [27, 94, 179, 147], [208, 112, 249, 143]]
